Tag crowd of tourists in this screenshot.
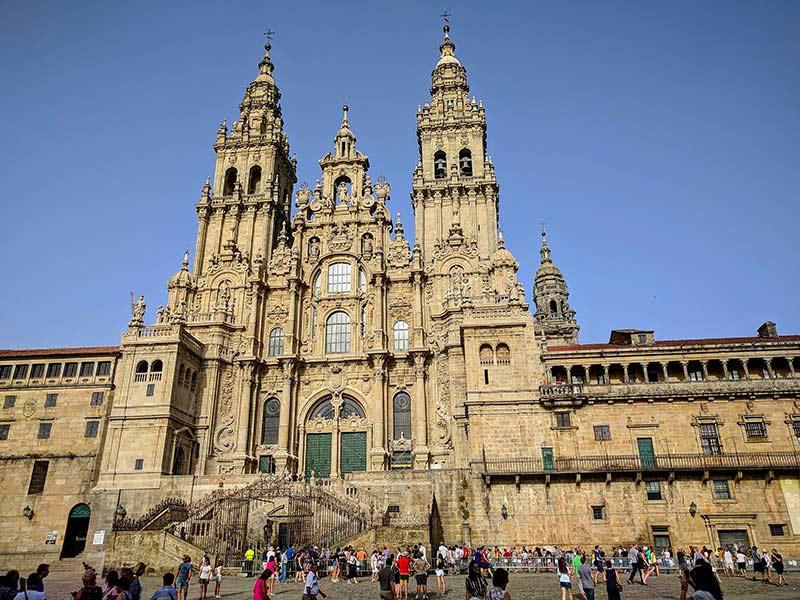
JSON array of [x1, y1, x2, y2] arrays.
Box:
[[0, 540, 790, 600]]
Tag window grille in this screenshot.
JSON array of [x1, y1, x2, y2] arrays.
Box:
[[327, 262, 352, 293], [325, 311, 350, 354]]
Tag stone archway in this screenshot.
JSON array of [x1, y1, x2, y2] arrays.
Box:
[[303, 393, 369, 479], [61, 503, 91, 558]]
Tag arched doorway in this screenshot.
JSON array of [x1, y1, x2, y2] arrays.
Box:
[[304, 394, 368, 479], [61, 503, 91, 558]]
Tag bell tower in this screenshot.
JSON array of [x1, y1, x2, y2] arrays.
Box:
[[533, 227, 580, 345], [193, 42, 297, 278], [411, 25, 499, 261]]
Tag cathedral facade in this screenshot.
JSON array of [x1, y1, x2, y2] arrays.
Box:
[[2, 27, 800, 567]]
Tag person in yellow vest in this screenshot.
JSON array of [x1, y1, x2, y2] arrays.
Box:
[[245, 547, 256, 577]]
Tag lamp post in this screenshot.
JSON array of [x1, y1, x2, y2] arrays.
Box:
[[22, 504, 34, 520], [689, 501, 697, 517]]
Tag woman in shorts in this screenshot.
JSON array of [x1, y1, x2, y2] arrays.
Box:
[[213, 562, 224, 599], [557, 557, 573, 600], [435, 554, 446, 595], [198, 557, 212, 600]]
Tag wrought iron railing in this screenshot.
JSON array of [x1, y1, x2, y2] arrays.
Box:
[[113, 498, 188, 531], [539, 383, 584, 397], [473, 451, 800, 476]]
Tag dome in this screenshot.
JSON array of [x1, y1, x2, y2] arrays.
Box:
[[169, 251, 194, 287], [491, 232, 519, 269]]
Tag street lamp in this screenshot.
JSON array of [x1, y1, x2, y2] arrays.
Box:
[[22, 505, 34, 520], [689, 501, 697, 517]]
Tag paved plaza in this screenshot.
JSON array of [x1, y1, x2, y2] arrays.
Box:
[[35, 570, 800, 600]]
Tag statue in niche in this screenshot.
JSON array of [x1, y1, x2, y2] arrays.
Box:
[[308, 237, 321, 262]]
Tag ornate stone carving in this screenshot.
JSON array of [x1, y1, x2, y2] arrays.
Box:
[[326, 222, 354, 252], [435, 353, 453, 448]]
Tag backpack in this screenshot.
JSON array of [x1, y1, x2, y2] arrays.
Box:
[[80, 588, 104, 600]]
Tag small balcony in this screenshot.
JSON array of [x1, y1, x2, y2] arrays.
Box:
[[539, 383, 584, 406]]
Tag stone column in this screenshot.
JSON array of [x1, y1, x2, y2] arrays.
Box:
[[194, 207, 210, 274], [742, 360, 751, 379], [681, 361, 689, 382], [331, 418, 341, 479], [275, 361, 295, 473], [369, 356, 388, 471], [701, 361, 709, 381], [722, 361, 730, 380], [788, 357, 797, 378], [766, 358, 775, 379], [623, 364, 630, 384], [235, 364, 256, 467], [603, 365, 610, 385], [411, 352, 429, 468], [642, 363, 650, 383], [661, 362, 669, 382]]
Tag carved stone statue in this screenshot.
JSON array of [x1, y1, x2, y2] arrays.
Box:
[[308, 237, 321, 262], [129, 294, 146, 327], [337, 181, 348, 204]]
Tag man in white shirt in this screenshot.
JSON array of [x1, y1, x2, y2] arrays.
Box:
[[304, 564, 327, 600], [418, 544, 426, 560]]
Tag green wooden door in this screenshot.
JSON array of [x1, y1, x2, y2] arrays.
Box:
[[340, 431, 367, 475], [305, 433, 331, 479], [541, 447, 555, 471], [637, 437, 656, 469]]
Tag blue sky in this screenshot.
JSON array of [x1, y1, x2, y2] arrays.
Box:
[[0, 1, 798, 347]]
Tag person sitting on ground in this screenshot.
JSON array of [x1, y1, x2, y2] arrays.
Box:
[[148, 574, 176, 600]]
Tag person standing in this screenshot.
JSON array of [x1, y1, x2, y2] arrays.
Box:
[[434, 554, 446, 596], [212, 563, 224, 599], [30, 566, 49, 594], [592, 547, 605, 585], [14, 575, 45, 600], [627, 545, 641, 585], [304, 564, 327, 600], [488, 568, 510, 600], [148, 574, 177, 600], [377, 557, 394, 600], [771, 548, 786, 586], [347, 551, 359, 584], [413, 551, 430, 600], [735, 549, 747, 578], [396, 551, 411, 600], [253, 570, 270, 600], [464, 560, 487, 600], [128, 564, 146, 600], [198, 557, 212, 600], [578, 556, 595, 600], [76, 569, 103, 600], [0, 571, 20, 600], [244, 547, 256, 578], [604, 560, 622, 600], [175, 556, 193, 600]]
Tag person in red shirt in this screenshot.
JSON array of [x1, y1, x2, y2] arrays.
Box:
[[396, 551, 411, 600]]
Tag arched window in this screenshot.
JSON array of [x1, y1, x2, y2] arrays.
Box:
[[268, 327, 285, 356], [393, 392, 412, 440], [312, 272, 321, 296], [549, 299, 558, 316], [479, 344, 494, 365], [459, 148, 473, 176], [223, 167, 237, 195], [135, 360, 149, 373], [150, 360, 163, 372], [172, 446, 186, 475], [325, 311, 351, 354], [434, 151, 447, 179], [496, 343, 511, 365], [393, 320, 409, 351], [261, 398, 280, 445], [327, 262, 352, 293], [247, 165, 262, 194], [178, 364, 185, 385], [309, 394, 365, 420], [359, 269, 367, 293], [190, 371, 198, 392]]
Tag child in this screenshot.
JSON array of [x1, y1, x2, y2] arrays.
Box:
[[488, 568, 510, 600]]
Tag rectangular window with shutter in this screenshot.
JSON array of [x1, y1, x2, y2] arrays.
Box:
[[97, 361, 111, 376], [85, 421, 99, 438], [46, 363, 62, 378], [0, 365, 11, 379], [44, 393, 58, 408], [0, 424, 9, 440], [64, 362, 78, 377], [31, 364, 45, 378], [28, 460, 49, 494], [91, 392, 104, 406], [37, 422, 52, 439], [79, 362, 95, 377]]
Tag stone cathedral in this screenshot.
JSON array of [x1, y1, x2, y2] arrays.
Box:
[[2, 27, 800, 569]]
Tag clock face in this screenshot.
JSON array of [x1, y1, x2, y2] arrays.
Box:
[[23, 399, 36, 418]]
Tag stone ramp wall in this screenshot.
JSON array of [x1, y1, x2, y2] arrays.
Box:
[[104, 530, 216, 575]]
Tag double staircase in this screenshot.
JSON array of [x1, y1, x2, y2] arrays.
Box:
[[116, 476, 378, 563]]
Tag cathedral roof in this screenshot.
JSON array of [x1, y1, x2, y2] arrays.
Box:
[[0, 346, 120, 359], [436, 26, 462, 68], [535, 228, 565, 280], [547, 335, 800, 353]]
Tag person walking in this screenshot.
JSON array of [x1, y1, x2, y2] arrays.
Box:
[[578, 556, 595, 600], [304, 564, 327, 600], [771, 548, 786, 586], [627, 545, 641, 585], [464, 560, 487, 600], [604, 560, 622, 600], [128, 564, 146, 600], [253, 569, 271, 600], [347, 550, 360, 584], [557, 557, 573, 600]]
